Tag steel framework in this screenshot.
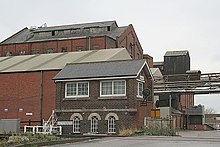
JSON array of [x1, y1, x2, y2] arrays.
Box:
[[154, 73, 220, 94]]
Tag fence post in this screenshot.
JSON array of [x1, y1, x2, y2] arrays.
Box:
[[32, 126, 35, 134], [24, 126, 27, 133], [59, 126, 62, 135], [144, 117, 146, 127]]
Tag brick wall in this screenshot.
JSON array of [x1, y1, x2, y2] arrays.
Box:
[[56, 79, 137, 110], [57, 111, 137, 135], [143, 54, 153, 68], [117, 24, 143, 59], [0, 36, 118, 56], [1, 35, 133, 58], [180, 93, 194, 113], [56, 72, 154, 134], [0, 70, 59, 124], [188, 124, 205, 130]]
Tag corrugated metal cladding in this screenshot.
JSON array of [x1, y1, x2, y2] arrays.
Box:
[[164, 50, 190, 75], [0, 48, 131, 73]]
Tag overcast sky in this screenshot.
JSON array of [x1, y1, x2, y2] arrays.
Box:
[[0, 0, 220, 112]]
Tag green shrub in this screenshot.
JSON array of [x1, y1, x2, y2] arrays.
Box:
[[0, 139, 7, 146], [119, 128, 137, 136], [136, 126, 176, 136], [0, 133, 59, 146]]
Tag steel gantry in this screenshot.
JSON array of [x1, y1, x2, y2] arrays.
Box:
[[154, 72, 220, 94]]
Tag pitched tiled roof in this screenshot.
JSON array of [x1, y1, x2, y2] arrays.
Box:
[[0, 48, 131, 73], [1, 20, 127, 44], [53, 59, 149, 80], [34, 21, 117, 32]]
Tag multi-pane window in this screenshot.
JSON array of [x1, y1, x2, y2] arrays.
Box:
[[114, 81, 125, 95], [108, 116, 116, 133], [65, 82, 89, 98], [101, 80, 126, 96], [91, 116, 98, 134], [101, 81, 112, 95], [137, 82, 143, 97], [73, 116, 80, 133]]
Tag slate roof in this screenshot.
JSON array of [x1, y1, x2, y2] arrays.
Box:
[[0, 48, 131, 73], [34, 21, 117, 32], [164, 50, 189, 57], [1, 20, 127, 44], [53, 59, 150, 80]]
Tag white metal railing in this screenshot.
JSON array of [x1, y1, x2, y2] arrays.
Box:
[[24, 126, 35, 134], [24, 125, 62, 135], [24, 110, 62, 135]]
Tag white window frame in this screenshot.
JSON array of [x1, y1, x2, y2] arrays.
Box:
[[108, 116, 116, 133], [100, 80, 126, 97], [137, 82, 144, 98], [73, 116, 80, 133], [65, 82, 89, 98], [91, 116, 98, 134]]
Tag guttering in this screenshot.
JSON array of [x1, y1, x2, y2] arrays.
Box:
[[54, 76, 137, 83]]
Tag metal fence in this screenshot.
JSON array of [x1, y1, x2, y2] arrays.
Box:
[[0, 119, 20, 133], [24, 125, 62, 135]]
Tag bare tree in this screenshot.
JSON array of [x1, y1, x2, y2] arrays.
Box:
[[205, 107, 217, 114]]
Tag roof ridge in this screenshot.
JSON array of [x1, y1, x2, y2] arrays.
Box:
[[1, 27, 28, 44], [67, 58, 143, 66], [34, 20, 117, 31]]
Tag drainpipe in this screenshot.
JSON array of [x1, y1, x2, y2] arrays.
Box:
[[40, 70, 43, 125], [169, 94, 172, 116], [60, 83, 62, 110]]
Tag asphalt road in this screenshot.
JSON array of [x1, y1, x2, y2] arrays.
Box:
[[49, 131, 220, 147]]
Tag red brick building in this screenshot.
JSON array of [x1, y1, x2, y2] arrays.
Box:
[[0, 21, 143, 59], [53, 59, 153, 134], [0, 48, 132, 125], [0, 20, 149, 127]]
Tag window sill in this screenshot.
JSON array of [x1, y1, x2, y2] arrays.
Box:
[[72, 132, 81, 134], [63, 97, 90, 101], [108, 132, 116, 134], [98, 96, 127, 100]]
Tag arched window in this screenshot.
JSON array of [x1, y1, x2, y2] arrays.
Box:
[[73, 116, 80, 133], [108, 116, 116, 133], [91, 116, 98, 134]]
